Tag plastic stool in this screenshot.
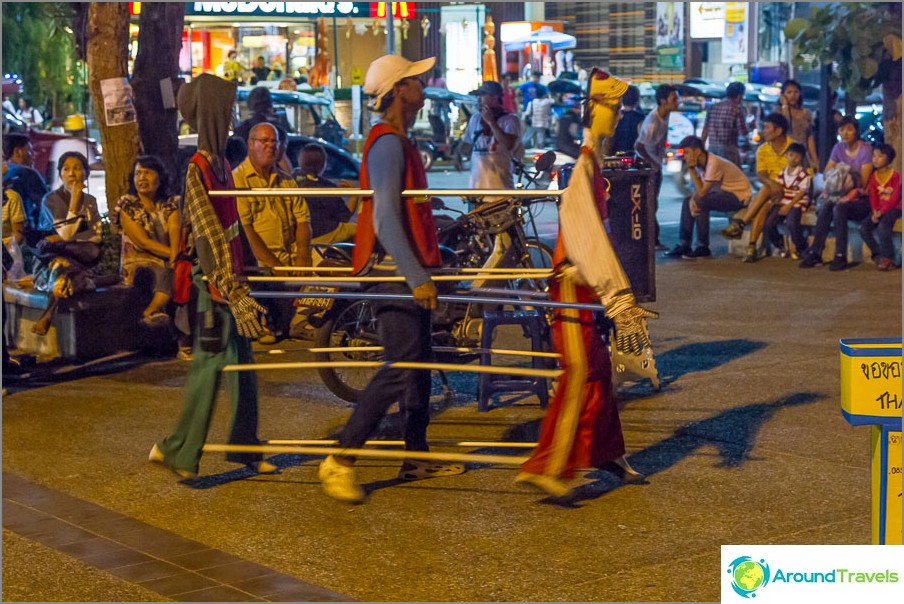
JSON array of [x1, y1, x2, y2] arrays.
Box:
[[478, 309, 551, 412]]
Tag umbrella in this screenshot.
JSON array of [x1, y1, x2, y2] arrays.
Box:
[[502, 27, 577, 53]]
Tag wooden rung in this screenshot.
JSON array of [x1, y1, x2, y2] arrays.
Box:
[[202, 443, 530, 465], [221, 360, 562, 378], [265, 439, 537, 449]]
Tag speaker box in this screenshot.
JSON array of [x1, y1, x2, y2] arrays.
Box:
[[600, 168, 657, 302]]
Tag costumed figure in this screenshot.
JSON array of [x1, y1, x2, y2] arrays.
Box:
[[150, 74, 274, 480], [517, 69, 659, 498]]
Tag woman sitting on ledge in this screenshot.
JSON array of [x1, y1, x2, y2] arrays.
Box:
[[31, 151, 103, 336]]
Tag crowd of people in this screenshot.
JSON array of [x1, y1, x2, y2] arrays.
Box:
[[662, 80, 901, 270], [3, 60, 900, 501], [1, 86, 357, 376]]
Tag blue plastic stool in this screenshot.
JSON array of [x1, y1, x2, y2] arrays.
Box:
[[478, 309, 551, 412]]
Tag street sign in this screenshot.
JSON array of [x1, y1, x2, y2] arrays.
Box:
[[689, 2, 724, 39]]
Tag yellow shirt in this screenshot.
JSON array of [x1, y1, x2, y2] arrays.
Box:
[[233, 157, 310, 265], [2, 188, 26, 246], [756, 137, 792, 180]]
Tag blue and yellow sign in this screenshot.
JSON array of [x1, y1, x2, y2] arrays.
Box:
[[840, 338, 902, 426]]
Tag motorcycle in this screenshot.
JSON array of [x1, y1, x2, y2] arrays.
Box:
[[303, 153, 558, 403]]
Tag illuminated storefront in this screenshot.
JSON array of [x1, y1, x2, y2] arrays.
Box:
[[128, 2, 417, 87]]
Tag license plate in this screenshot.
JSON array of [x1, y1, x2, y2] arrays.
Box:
[[295, 286, 337, 310]]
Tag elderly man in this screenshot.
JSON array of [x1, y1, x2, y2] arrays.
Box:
[[233, 122, 312, 343]]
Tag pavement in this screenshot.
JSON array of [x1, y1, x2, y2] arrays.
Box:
[[2, 165, 902, 602]]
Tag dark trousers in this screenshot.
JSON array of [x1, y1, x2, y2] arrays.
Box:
[[652, 170, 663, 243], [784, 207, 810, 254], [762, 205, 808, 251], [678, 190, 743, 248], [860, 209, 902, 261], [339, 283, 433, 452], [807, 199, 871, 258]]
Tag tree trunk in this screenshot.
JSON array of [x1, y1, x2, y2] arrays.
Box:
[[86, 2, 138, 211], [132, 2, 185, 180]]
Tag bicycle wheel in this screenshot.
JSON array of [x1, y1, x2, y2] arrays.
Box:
[[315, 300, 381, 403]]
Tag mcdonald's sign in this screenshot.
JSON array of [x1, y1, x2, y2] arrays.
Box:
[[370, 2, 416, 19]]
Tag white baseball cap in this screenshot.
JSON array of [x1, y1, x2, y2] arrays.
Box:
[[364, 54, 435, 110]]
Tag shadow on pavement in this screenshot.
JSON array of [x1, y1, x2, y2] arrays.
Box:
[[654, 338, 767, 386], [571, 392, 821, 504]]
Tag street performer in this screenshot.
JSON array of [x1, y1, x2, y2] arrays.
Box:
[[516, 69, 658, 499], [150, 74, 275, 480], [318, 55, 464, 504]]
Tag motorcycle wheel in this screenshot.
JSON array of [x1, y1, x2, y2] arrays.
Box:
[[315, 300, 381, 403], [419, 148, 434, 171]]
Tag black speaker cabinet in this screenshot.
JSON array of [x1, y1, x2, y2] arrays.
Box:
[[600, 168, 657, 302]]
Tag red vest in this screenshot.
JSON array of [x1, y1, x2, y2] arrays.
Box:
[[190, 153, 243, 300], [553, 147, 610, 268], [352, 123, 441, 274]]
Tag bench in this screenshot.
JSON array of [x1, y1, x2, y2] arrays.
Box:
[[726, 212, 902, 263], [3, 283, 145, 360]]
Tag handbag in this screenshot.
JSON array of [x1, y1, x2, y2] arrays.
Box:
[[171, 226, 193, 304], [172, 257, 192, 304]]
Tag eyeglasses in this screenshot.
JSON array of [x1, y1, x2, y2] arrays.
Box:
[[250, 137, 279, 145]]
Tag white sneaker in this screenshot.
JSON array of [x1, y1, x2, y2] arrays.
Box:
[[318, 455, 365, 503]]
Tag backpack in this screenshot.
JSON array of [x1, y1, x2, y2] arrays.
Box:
[[821, 164, 854, 206]]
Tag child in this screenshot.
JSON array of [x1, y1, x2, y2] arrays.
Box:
[[763, 142, 811, 259], [860, 143, 902, 271]]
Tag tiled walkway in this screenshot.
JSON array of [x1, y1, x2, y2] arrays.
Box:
[[2, 472, 350, 602]]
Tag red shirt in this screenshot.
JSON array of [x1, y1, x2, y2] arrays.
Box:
[[868, 170, 902, 214], [502, 87, 517, 114]]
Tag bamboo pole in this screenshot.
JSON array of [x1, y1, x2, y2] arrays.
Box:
[[265, 439, 537, 448], [202, 443, 530, 465], [305, 345, 559, 359], [221, 360, 562, 378], [208, 188, 565, 198], [243, 273, 551, 284], [268, 266, 553, 274], [250, 290, 607, 313]]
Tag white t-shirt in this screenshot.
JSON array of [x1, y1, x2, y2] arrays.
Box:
[[463, 112, 523, 189], [700, 153, 752, 204], [636, 110, 669, 172], [525, 97, 555, 128], [778, 165, 811, 206]]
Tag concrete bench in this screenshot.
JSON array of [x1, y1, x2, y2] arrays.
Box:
[[726, 212, 902, 263], [3, 283, 144, 360]]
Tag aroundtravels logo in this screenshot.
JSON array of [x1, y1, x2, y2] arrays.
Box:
[[726, 556, 771, 598]]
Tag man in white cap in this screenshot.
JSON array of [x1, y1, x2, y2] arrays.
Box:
[[318, 54, 464, 504]]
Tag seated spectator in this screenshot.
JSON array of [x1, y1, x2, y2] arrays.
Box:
[[3, 133, 49, 231], [860, 143, 901, 271], [294, 143, 357, 246], [233, 122, 312, 343], [799, 116, 874, 270], [721, 113, 792, 263], [665, 136, 752, 259], [32, 152, 103, 336], [762, 143, 812, 260], [117, 156, 182, 330], [2, 163, 26, 248]]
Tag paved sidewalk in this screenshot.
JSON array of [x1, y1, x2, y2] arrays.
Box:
[[3, 167, 902, 601]]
